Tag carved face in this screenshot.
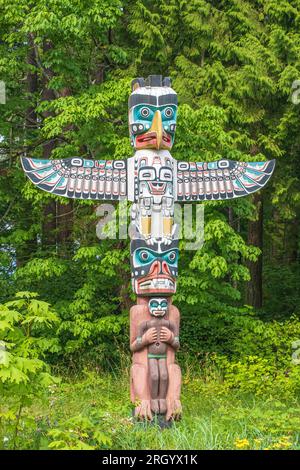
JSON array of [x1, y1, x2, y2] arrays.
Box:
[[128, 76, 178, 150], [133, 151, 174, 203], [130, 238, 178, 296], [148, 298, 168, 317]]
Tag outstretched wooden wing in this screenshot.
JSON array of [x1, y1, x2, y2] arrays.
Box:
[[176, 159, 275, 201], [21, 157, 127, 200]]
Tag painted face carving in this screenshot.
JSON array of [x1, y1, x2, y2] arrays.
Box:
[[133, 151, 174, 201], [130, 237, 179, 296], [139, 164, 172, 196], [128, 75, 178, 150], [127, 151, 176, 240], [148, 298, 168, 317]]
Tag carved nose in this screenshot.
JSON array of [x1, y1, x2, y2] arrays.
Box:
[[161, 260, 171, 275], [149, 110, 163, 149], [149, 260, 160, 276], [149, 260, 171, 276]]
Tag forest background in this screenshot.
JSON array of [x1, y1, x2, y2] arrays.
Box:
[[0, 0, 300, 450]]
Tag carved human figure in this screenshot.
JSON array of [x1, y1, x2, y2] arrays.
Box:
[[130, 297, 182, 420]]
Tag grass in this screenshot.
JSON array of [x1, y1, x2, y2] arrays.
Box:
[[2, 365, 300, 450]]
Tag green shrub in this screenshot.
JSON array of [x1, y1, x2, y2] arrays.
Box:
[[178, 310, 300, 368], [48, 414, 112, 450], [213, 354, 300, 400], [0, 291, 60, 449]]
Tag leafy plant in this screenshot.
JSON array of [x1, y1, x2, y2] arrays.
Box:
[[48, 414, 112, 450], [0, 291, 60, 449]]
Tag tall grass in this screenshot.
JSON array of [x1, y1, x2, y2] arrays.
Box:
[[1, 361, 299, 450]]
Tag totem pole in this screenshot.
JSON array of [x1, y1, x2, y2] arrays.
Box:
[[21, 75, 275, 423]]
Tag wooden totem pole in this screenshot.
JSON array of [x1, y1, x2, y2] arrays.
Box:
[[21, 75, 275, 423]]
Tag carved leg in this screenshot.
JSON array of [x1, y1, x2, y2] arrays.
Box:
[[149, 358, 160, 414], [166, 363, 182, 421], [135, 400, 153, 421], [131, 363, 152, 421], [158, 358, 168, 414]]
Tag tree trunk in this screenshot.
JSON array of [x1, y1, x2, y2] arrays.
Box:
[[284, 215, 299, 264], [57, 201, 73, 256], [26, 33, 38, 131], [16, 33, 39, 266], [41, 40, 57, 250], [56, 87, 73, 256], [245, 192, 263, 308], [117, 241, 132, 312], [228, 206, 240, 290], [42, 200, 57, 250]]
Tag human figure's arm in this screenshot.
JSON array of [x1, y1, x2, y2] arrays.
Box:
[[160, 321, 180, 351], [130, 321, 158, 352]]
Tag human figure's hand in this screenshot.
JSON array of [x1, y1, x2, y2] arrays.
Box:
[[143, 327, 158, 345], [160, 327, 174, 343]]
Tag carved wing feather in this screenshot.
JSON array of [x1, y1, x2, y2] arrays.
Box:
[[21, 157, 127, 200], [176, 159, 275, 201]]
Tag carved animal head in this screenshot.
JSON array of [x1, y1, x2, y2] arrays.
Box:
[[128, 75, 178, 150], [130, 236, 178, 296]]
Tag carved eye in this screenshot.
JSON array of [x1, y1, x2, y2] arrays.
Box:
[[140, 251, 149, 261], [160, 168, 172, 181], [140, 107, 150, 118], [134, 249, 155, 267], [164, 250, 177, 265], [164, 107, 173, 118], [139, 168, 156, 181], [138, 250, 155, 265]]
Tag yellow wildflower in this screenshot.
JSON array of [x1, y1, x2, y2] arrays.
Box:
[[234, 438, 250, 449], [270, 436, 292, 450]]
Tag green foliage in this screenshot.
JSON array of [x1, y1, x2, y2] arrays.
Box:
[[2, 369, 300, 450], [0, 291, 59, 449], [179, 309, 300, 367], [263, 262, 300, 317], [0, 0, 300, 450], [48, 414, 112, 450], [1, 0, 299, 344], [215, 354, 300, 399]]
